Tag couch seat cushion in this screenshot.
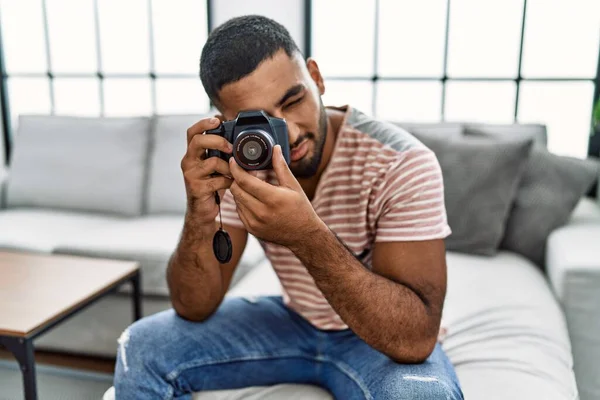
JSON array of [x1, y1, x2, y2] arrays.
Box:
[[53, 217, 266, 296], [443, 251, 577, 400], [225, 252, 578, 399], [0, 208, 122, 253]]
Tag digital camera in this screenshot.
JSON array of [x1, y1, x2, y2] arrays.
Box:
[[206, 110, 290, 170]]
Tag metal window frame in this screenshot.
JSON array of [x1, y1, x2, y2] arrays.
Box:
[[0, 0, 214, 164], [1, 0, 600, 164], [305, 0, 600, 158]]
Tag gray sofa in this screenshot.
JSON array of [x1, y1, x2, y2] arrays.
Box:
[[0, 115, 598, 400]]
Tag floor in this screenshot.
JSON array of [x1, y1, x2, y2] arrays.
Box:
[[0, 347, 115, 374]]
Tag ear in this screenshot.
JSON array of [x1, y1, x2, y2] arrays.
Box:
[[306, 58, 325, 96]]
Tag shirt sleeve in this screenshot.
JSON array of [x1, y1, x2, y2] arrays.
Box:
[[217, 189, 245, 229], [375, 147, 451, 242]]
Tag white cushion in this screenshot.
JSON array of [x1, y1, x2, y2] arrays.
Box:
[[53, 217, 266, 296], [443, 251, 577, 400], [103, 384, 332, 400], [147, 115, 202, 214], [0, 208, 122, 253], [6, 115, 150, 216]]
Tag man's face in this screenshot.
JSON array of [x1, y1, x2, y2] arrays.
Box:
[[217, 50, 328, 178]]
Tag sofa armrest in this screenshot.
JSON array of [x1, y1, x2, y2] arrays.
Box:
[[546, 198, 600, 400], [0, 166, 8, 209]]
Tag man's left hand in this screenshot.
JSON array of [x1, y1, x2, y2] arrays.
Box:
[[228, 145, 325, 248]]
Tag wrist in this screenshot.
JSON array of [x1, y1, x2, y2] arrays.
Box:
[[288, 218, 330, 256]]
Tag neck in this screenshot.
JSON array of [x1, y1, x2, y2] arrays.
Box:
[[297, 108, 345, 200]]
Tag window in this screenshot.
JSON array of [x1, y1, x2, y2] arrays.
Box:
[[0, 0, 210, 142], [311, 0, 600, 158]]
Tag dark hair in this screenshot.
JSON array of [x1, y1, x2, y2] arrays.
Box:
[[200, 15, 302, 105]]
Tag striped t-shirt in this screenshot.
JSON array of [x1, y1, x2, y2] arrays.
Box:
[[219, 106, 451, 330]]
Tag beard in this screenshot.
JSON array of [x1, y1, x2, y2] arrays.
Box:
[[289, 98, 328, 178]]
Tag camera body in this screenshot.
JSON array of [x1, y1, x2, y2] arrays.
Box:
[[206, 110, 290, 170]]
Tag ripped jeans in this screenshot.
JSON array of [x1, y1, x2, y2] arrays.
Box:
[[114, 296, 463, 400]]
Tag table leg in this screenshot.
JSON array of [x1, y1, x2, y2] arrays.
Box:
[[0, 336, 37, 400], [131, 271, 142, 322]]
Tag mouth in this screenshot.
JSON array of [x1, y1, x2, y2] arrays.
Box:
[[290, 139, 309, 162]]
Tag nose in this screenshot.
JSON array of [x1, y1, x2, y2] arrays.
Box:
[[286, 121, 302, 147]]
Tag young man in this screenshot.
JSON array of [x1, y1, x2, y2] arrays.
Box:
[[114, 15, 463, 399]]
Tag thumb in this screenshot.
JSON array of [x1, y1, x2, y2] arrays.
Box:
[[272, 145, 300, 190]]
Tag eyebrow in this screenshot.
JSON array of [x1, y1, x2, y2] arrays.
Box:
[[276, 84, 305, 107]]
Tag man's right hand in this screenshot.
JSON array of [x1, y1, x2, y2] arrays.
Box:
[[181, 117, 234, 230]]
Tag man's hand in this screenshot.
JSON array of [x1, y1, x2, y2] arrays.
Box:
[[228, 145, 325, 248], [181, 117, 233, 232]]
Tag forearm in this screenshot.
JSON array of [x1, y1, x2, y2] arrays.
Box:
[[167, 219, 224, 321], [289, 224, 440, 363]]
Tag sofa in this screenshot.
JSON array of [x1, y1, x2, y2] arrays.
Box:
[[0, 114, 599, 400]]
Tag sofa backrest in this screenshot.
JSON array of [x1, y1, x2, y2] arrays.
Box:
[[6, 115, 151, 217], [392, 121, 548, 148], [3, 114, 550, 218], [146, 115, 203, 215]]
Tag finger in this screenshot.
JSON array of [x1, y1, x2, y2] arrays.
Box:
[[229, 157, 274, 200], [186, 117, 221, 145], [181, 151, 231, 177], [200, 156, 231, 177], [272, 145, 301, 190], [193, 176, 233, 201], [188, 133, 233, 160], [230, 181, 265, 221]]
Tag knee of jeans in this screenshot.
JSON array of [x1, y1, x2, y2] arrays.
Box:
[[399, 375, 462, 400], [377, 374, 462, 400], [116, 316, 163, 375]]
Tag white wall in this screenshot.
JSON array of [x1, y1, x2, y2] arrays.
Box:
[[211, 0, 305, 52]]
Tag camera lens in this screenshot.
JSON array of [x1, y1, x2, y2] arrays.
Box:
[[234, 129, 274, 169], [242, 140, 263, 161]]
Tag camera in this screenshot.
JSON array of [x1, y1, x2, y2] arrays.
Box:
[[206, 110, 290, 170]]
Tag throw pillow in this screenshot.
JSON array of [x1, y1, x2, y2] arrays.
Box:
[[499, 149, 600, 266], [466, 128, 600, 266], [411, 132, 533, 256]]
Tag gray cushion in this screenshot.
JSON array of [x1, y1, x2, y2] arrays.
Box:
[[7, 115, 150, 216], [500, 149, 600, 266], [465, 123, 548, 149], [412, 133, 533, 256], [147, 115, 202, 214]]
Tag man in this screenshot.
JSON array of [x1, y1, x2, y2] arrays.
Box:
[[114, 15, 463, 399]]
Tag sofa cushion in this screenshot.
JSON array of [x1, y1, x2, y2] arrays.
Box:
[[214, 251, 578, 400], [6, 115, 150, 216], [104, 384, 333, 400], [500, 151, 600, 266], [0, 208, 122, 253], [147, 115, 201, 214], [442, 251, 577, 400], [411, 133, 533, 256], [465, 126, 600, 266], [53, 217, 266, 296]]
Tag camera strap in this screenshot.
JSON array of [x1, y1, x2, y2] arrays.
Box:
[[213, 192, 233, 264]]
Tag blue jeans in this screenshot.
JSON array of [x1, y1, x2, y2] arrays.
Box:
[[114, 296, 463, 399]]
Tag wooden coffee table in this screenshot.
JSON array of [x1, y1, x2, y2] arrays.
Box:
[[0, 250, 141, 400]]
